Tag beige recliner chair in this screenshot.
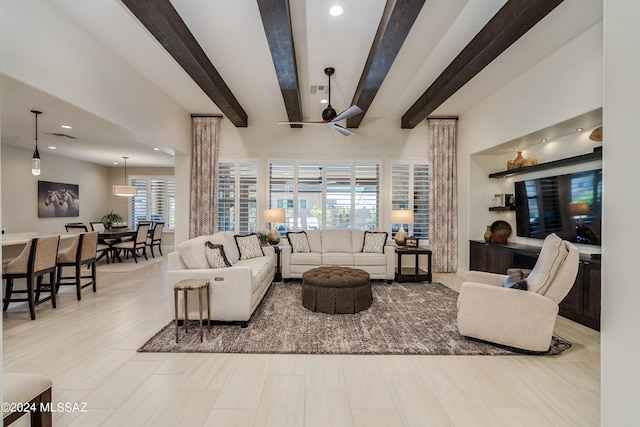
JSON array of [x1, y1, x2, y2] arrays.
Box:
[[457, 233, 580, 352]]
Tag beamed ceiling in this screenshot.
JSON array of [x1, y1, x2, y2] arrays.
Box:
[[0, 0, 603, 166]]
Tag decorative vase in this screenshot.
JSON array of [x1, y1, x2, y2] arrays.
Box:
[[395, 227, 408, 246], [523, 158, 537, 167], [507, 160, 515, 170], [484, 226, 492, 242], [513, 151, 526, 168], [267, 228, 281, 245]]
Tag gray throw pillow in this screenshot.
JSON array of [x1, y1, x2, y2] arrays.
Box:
[[503, 269, 528, 290]]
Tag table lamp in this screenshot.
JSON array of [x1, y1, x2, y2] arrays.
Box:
[[263, 208, 286, 244], [391, 209, 414, 246]]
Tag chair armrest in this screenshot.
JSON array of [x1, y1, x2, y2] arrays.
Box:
[[464, 270, 507, 287]]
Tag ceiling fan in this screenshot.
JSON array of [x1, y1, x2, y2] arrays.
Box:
[[279, 67, 363, 136]]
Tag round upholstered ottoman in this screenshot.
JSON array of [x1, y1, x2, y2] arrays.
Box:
[[301, 266, 372, 314]]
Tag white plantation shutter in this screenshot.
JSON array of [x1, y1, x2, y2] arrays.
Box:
[[218, 161, 258, 234], [392, 162, 429, 239], [129, 176, 175, 229], [268, 160, 380, 230]]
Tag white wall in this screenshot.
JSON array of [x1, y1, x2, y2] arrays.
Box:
[[0, 144, 111, 233], [457, 22, 603, 272], [601, 0, 640, 423]]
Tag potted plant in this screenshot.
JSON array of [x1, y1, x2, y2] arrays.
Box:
[[256, 231, 270, 246], [102, 211, 123, 230]]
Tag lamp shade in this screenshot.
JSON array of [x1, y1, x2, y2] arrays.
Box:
[[263, 208, 285, 223], [391, 209, 414, 224], [113, 185, 137, 197], [568, 202, 590, 217]]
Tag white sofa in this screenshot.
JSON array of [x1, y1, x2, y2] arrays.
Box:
[[167, 231, 276, 326], [281, 229, 395, 282]]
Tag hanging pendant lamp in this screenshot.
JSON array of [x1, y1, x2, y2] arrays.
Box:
[[31, 110, 42, 176], [113, 156, 137, 196]]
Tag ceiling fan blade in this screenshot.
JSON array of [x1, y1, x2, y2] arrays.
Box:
[[331, 123, 355, 137], [331, 105, 363, 123], [278, 121, 326, 125]]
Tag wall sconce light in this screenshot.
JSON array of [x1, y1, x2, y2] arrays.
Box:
[[31, 110, 42, 176]]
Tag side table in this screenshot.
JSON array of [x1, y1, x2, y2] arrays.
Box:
[[395, 247, 432, 283], [174, 279, 210, 342], [272, 244, 282, 281]]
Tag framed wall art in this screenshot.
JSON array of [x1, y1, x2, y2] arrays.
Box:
[[38, 180, 80, 218]]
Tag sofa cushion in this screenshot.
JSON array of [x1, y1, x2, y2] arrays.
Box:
[[351, 230, 366, 252], [322, 252, 353, 266], [306, 230, 323, 253], [176, 235, 211, 269], [322, 230, 352, 253], [235, 234, 264, 260], [527, 233, 568, 294], [354, 252, 387, 266], [362, 231, 388, 253], [290, 252, 322, 265], [235, 257, 273, 292], [205, 241, 232, 268], [287, 231, 311, 253]]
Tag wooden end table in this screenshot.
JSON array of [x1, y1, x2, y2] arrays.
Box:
[[395, 247, 432, 283]]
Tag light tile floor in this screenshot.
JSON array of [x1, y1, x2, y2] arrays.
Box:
[[2, 261, 600, 426]]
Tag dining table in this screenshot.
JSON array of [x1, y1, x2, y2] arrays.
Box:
[[97, 228, 137, 263]]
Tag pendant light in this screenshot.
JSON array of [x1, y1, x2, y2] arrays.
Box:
[[112, 156, 138, 196], [31, 110, 42, 176]]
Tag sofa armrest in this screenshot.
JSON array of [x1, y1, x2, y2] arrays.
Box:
[[457, 282, 559, 351], [383, 244, 396, 280], [464, 270, 507, 287], [168, 250, 187, 270]]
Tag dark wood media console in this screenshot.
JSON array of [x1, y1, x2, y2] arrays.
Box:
[[469, 240, 601, 331]]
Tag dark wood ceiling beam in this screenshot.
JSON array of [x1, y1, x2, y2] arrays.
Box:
[[347, 0, 426, 128], [121, 0, 248, 127], [401, 0, 564, 129], [257, 0, 303, 128]]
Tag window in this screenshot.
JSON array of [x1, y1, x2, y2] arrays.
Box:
[[391, 162, 429, 239], [129, 176, 175, 229], [218, 161, 258, 234], [269, 161, 380, 230]]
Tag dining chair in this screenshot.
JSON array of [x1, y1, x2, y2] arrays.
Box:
[[90, 221, 115, 263], [146, 222, 164, 258], [65, 224, 87, 233], [56, 231, 99, 300], [2, 235, 60, 320], [112, 223, 151, 263]]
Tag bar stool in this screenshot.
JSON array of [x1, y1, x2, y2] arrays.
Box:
[[173, 279, 210, 343]]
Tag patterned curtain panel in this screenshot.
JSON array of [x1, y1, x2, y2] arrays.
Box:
[[428, 118, 458, 272], [190, 116, 221, 238]]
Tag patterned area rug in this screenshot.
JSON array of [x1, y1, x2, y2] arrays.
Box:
[[138, 282, 570, 355]]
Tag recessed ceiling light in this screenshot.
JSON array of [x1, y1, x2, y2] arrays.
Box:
[[540, 139, 547, 143], [113, 162, 119, 165], [60, 124, 72, 129], [576, 127, 583, 132], [320, 99, 329, 104], [514, 147, 520, 151], [153, 147, 160, 151], [47, 146, 56, 150], [329, 5, 344, 16]]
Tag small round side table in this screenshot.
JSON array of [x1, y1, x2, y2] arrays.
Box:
[[173, 279, 210, 342]]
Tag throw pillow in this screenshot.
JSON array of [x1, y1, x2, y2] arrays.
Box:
[[234, 234, 264, 260], [287, 231, 311, 253], [204, 241, 232, 269], [503, 269, 528, 290], [362, 231, 388, 253]]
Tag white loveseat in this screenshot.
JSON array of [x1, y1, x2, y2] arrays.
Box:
[[280, 229, 395, 282], [167, 231, 276, 326]]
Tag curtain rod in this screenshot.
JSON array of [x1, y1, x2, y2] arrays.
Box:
[[427, 116, 458, 120], [191, 114, 223, 118]]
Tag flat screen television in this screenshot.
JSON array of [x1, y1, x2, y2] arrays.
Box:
[[514, 169, 602, 246]]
